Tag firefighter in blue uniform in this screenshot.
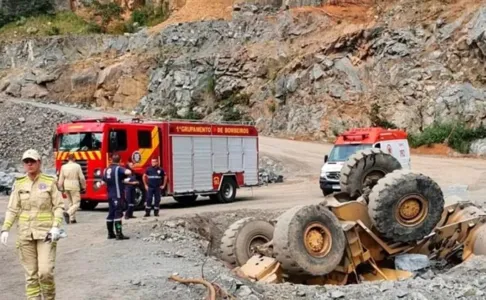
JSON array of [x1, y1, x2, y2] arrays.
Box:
[[143, 158, 167, 217], [102, 153, 131, 240], [124, 160, 139, 220]]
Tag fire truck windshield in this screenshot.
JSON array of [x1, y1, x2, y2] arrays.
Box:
[[57, 132, 103, 151], [328, 144, 372, 162]]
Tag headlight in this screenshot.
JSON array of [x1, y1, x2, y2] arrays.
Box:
[[93, 181, 103, 190]]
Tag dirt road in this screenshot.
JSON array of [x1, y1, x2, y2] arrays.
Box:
[[2, 99, 486, 299]]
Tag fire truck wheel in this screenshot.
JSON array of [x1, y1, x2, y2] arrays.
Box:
[[134, 184, 146, 210], [80, 200, 98, 210], [368, 170, 445, 243], [273, 204, 346, 276], [173, 195, 198, 206], [220, 217, 274, 267], [214, 177, 237, 203], [340, 149, 402, 200]]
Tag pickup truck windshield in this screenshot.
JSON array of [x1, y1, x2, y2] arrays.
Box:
[[58, 132, 103, 151], [328, 144, 372, 162]]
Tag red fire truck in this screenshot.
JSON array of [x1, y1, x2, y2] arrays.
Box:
[[53, 117, 259, 210]]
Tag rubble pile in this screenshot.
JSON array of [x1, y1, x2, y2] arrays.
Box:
[[259, 155, 285, 184], [0, 160, 22, 195], [0, 99, 79, 167]]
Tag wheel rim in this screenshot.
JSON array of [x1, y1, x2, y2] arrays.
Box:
[[303, 222, 332, 257], [362, 170, 385, 187], [395, 194, 428, 227], [134, 187, 143, 206], [223, 183, 234, 199], [246, 235, 270, 257]]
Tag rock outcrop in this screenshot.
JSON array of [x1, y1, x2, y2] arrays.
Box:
[[1, 1, 485, 140]]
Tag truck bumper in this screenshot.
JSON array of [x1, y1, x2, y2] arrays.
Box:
[[319, 177, 341, 193]]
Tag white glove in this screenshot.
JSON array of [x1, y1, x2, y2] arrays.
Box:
[[49, 227, 61, 242], [1, 231, 8, 246]]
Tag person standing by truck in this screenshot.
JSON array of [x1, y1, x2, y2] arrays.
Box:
[[58, 153, 86, 224], [102, 153, 131, 240], [143, 158, 167, 217], [124, 160, 139, 220]]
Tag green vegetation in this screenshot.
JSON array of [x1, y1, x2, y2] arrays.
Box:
[[0, 1, 53, 28], [267, 101, 276, 113], [129, 4, 170, 27], [91, 0, 122, 32], [0, 12, 101, 38], [0, 2, 171, 37], [368, 103, 398, 129], [222, 107, 245, 122], [408, 122, 486, 154]]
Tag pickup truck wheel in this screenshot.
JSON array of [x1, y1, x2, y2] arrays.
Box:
[[215, 178, 237, 203], [368, 170, 444, 243], [340, 149, 402, 200], [80, 200, 98, 210], [173, 195, 198, 206], [221, 217, 274, 267], [273, 204, 346, 276]]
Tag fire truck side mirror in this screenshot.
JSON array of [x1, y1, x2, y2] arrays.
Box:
[[52, 134, 57, 150], [324, 155, 328, 163]]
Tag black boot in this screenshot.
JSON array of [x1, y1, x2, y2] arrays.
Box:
[[115, 220, 129, 240], [107, 221, 116, 239], [154, 209, 159, 217], [63, 212, 70, 224], [144, 208, 150, 217]]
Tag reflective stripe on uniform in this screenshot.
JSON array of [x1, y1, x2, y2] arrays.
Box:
[[4, 220, 12, 228], [26, 286, 41, 297], [115, 166, 120, 198], [55, 217, 63, 224], [40, 283, 55, 291], [19, 214, 30, 222], [37, 213, 53, 222]]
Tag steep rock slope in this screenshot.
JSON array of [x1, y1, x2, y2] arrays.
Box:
[[1, 0, 485, 140]]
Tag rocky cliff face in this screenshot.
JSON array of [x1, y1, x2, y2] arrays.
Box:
[[1, 0, 485, 140]]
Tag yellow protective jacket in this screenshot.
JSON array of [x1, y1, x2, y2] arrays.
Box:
[[1, 173, 64, 241], [58, 161, 86, 191]]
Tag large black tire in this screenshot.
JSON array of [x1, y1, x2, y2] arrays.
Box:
[[340, 149, 402, 200], [80, 200, 98, 210], [273, 205, 346, 276], [134, 183, 146, 210], [368, 170, 445, 243], [173, 195, 198, 206], [322, 189, 334, 196], [220, 217, 274, 267], [213, 177, 237, 203]]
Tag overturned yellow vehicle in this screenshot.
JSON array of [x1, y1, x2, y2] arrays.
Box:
[[220, 149, 486, 285]]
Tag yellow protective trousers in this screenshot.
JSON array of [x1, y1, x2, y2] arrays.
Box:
[[16, 239, 57, 300]]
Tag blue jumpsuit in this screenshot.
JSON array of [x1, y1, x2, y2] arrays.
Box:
[[144, 166, 165, 216], [124, 173, 137, 219], [102, 164, 129, 239]]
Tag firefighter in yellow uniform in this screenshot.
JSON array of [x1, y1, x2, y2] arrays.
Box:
[[58, 153, 86, 224], [0, 149, 65, 300]]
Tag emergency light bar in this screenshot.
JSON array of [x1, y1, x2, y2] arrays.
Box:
[[72, 117, 120, 123]]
